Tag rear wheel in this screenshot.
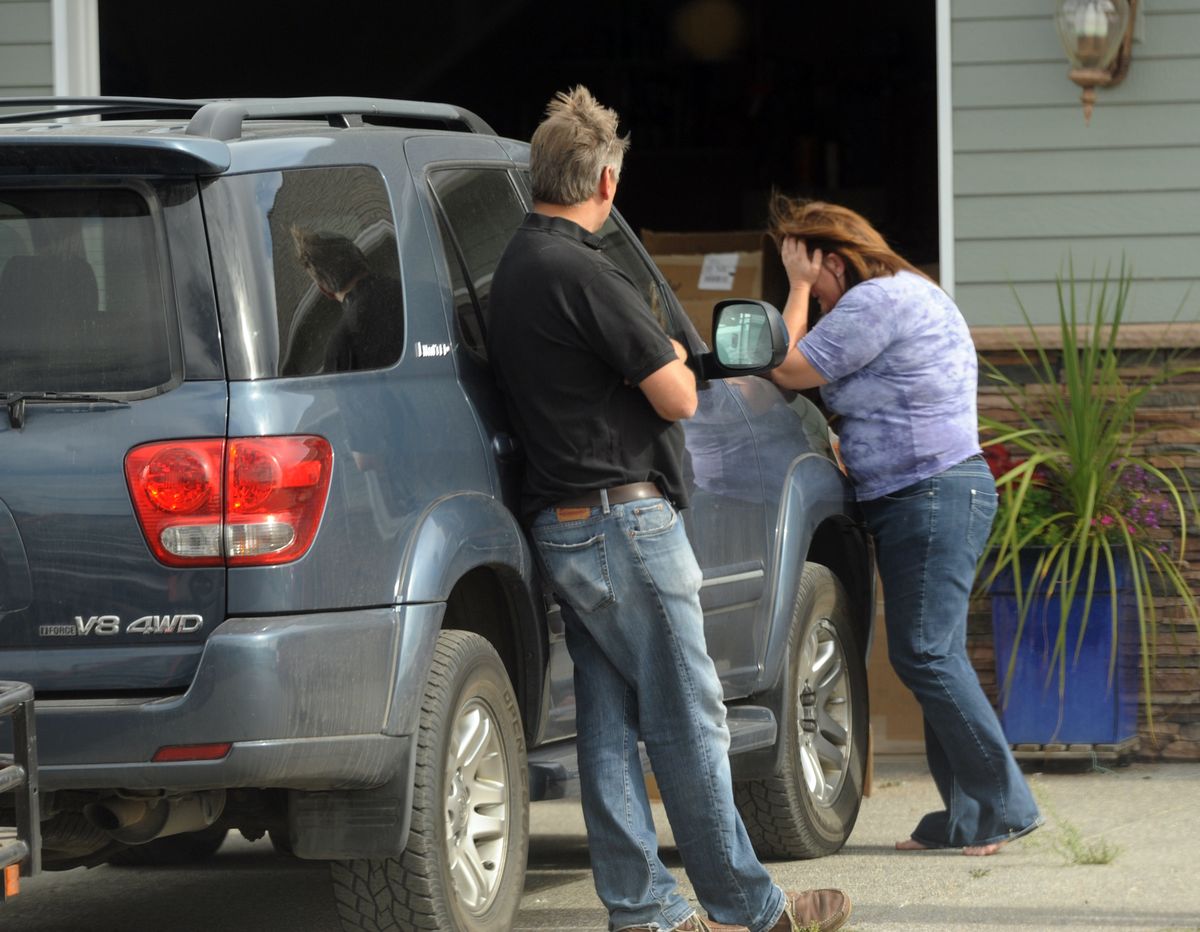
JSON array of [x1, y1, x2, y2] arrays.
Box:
[[330, 630, 528, 931], [735, 562, 868, 858]]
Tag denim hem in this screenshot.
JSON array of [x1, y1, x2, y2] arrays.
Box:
[[912, 814, 1044, 850], [746, 885, 787, 932], [612, 905, 695, 932], [752, 905, 786, 932], [970, 814, 1044, 849], [907, 832, 956, 850]]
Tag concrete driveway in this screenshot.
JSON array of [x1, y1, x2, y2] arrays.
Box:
[[4, 759, 1198, 931], [518, 758, 1200, 931]]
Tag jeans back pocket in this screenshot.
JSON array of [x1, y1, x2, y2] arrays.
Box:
[[534, 532, 615, 614], [966, 486, 999, 559]]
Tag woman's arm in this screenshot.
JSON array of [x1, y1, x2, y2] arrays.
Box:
[[770, 237, 828, 390]]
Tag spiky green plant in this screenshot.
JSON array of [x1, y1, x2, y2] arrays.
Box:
[[976, 261, 1200, 731]]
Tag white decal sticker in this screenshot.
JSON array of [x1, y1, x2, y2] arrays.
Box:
[[415, 342, 453, 358]]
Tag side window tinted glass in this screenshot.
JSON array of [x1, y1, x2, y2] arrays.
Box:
[[0, 186, 175, 393], [207, 166, 403, 379], [429, 168, 527, 359], [596, 211, 681, 339]]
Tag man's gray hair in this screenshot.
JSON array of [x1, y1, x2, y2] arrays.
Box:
[[530, 86, 630, 207]]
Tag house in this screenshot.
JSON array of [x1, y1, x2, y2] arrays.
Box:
[[4, 0, 1198, 759]]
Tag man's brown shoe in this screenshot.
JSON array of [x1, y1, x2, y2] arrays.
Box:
[[676, 917, 748, 932], [766, 889, 851, 932]]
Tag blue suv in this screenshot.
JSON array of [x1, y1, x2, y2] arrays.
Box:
[[0, 96, 874, 931]]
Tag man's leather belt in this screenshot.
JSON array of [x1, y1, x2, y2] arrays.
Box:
[[556, 482, 663, 510]]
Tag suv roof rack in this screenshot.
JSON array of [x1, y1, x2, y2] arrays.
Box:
[[0, 96, 495, 140]]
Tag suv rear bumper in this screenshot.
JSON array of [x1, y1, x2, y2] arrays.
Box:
[[26, 604, 443, 792]]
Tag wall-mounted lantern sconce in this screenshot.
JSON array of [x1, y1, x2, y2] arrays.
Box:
[[1055, 0, 1138, 124]]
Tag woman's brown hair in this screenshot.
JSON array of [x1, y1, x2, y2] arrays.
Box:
[[767, 193, 931, 290]]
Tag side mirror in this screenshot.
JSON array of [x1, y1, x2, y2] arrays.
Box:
[[697, 299, 789, 380]]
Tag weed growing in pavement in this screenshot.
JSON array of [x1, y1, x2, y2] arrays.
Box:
[[969, 867, 991, 879], [1033, 786, 1121, 866], [1054, 816, 1120, 865]]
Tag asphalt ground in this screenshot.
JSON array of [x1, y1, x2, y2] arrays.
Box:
[[4, 758, 1198, 931]]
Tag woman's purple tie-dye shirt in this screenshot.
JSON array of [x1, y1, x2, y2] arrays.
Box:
[[797, 270, 981, 501]]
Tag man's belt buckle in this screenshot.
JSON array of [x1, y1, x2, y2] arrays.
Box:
[[555, 507, 592, 522]]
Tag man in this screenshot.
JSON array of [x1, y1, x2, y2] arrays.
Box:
[[290, 227, 404, 372], [486, 85, 851, 932]]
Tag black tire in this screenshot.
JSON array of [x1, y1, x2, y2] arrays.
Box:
[[735, 562, 868, 858], [106, 824, 228, 866], [330, 630, 529, 932]]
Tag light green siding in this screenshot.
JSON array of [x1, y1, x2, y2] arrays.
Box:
[[951, 0, 1200, 325], [0, 1, 52, 94]]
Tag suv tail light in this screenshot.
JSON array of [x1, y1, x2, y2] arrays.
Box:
[[125, 436, 333, 567]]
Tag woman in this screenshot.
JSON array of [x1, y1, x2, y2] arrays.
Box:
[[767, 196, 1041, 856]]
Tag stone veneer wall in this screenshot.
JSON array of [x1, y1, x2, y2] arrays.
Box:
[[969, 327, 1200, 762]]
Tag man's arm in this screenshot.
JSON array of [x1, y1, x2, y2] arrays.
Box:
[[639, 338, 698, 421]]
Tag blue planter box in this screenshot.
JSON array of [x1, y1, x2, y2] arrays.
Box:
[[988, 557, 1138, 745]]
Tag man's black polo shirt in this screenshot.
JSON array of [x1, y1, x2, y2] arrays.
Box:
[[487, 213, 688, 521]]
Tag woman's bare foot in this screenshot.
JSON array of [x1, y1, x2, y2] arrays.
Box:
[[963, 841, 1005, 856], [894, 838, 931, 850]]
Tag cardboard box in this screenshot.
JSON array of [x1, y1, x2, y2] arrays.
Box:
[[641, 229, 788, 345]]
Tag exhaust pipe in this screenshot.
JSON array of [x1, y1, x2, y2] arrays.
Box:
[[84, 789, 225, 845]]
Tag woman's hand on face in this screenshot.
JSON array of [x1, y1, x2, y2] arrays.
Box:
[[781, 237, 822, 290]]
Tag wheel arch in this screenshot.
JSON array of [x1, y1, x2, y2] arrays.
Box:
[[759, 453, 874, 694], [442, 564, 547, 745], [393, 491, 547, 742], [731, 453, 874, 782]]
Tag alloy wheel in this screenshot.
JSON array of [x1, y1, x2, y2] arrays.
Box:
[[444, 696, 510, 913], [795, 617, 853, 807]]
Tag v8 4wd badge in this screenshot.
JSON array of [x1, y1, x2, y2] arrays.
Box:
[[38, 615, 205, 637]]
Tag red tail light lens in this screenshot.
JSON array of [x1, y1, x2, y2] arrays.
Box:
[[126, 441, 224, 566], [144, 447, 216, 513], [125, 436, 333, 567], [225, 437, 333, 566]]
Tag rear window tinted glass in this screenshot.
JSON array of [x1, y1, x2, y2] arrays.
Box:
[[205, 166, 403, 379], [0, 187, 174, 393]]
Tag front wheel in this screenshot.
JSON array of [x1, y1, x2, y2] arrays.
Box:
[[735, 562, 868, 858], [330, 630, 529, 931]]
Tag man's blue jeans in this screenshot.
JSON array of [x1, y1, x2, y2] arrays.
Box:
[[531, 496, 786, 932], [860, 455, 1042, 847]]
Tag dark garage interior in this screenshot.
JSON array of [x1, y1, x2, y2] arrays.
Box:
[[98, 0, 938, 266]]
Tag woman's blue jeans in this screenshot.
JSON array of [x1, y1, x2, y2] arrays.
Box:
[[531, 496, 785, 932], [859, 455, 1042, 848]]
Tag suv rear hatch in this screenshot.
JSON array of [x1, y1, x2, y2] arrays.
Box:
[[0, 170, 228, 696]]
